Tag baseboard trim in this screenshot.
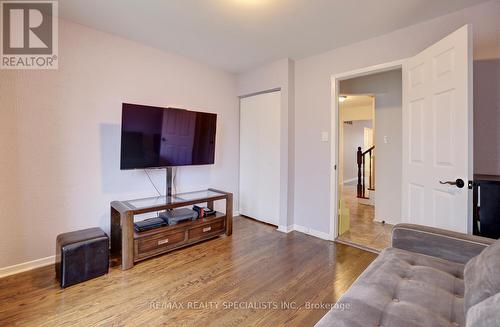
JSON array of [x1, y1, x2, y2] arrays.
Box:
[[0, 255, 55, 279], [233, 211, 240, 217], [277, 225, 293, 233], [276, 223, 333, 240], [292, 224, 332, 241]]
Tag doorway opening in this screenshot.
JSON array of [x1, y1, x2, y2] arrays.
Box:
[[335, 68, 403, 251], [330, 26, 473, 248]]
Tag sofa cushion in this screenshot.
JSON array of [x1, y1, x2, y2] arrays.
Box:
[[465, 293, 500, 327], [464, 239, 500, 312], [315, 248, 465, 327]]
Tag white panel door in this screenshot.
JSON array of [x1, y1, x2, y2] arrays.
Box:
[[402, 25, 473, 233], [239, 91, 281, 225]]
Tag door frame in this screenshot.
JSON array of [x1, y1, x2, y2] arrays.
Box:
[[329, 60, 404, 241]]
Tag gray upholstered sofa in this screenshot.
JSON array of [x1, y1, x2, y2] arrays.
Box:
[[315, 224, 500, 327]]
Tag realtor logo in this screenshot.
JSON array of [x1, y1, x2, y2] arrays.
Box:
[[1, 0, 58, 69]]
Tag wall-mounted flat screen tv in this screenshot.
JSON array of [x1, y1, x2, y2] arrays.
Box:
[[120, 103, 217, 169]]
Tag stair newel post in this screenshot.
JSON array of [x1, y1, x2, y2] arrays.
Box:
[[357, 147, 362, 198]]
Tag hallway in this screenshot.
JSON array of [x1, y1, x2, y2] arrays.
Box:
[[337, 183, 392, 251]]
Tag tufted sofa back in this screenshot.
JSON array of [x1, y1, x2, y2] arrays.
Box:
[[464, 239, 500, 326]]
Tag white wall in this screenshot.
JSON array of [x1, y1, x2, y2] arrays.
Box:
[[237, 59, 295, 230], [341, 70, 403, 225], [294, 1, 500, 235], [0, 19, 239, 269]]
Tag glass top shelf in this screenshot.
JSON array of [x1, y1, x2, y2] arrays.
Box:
[[122, 189, 227, 210]]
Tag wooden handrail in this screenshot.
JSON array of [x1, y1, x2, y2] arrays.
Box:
[[362, 146, 375, 156], [357, 146, 375, 198]]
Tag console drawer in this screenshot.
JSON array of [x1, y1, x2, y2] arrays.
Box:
[[136, 230, 186, 256], [188, 218, 225, 240]]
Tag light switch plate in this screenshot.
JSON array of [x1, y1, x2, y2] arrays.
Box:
[[321, 132, 329, 142]]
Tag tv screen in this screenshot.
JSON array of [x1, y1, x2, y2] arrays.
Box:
[[120, 103, 217, 169]]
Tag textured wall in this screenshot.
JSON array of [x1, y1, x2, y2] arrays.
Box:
[[0, 19, 239, 269]]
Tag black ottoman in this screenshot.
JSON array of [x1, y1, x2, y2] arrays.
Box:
[[56, 227, 109, 288]]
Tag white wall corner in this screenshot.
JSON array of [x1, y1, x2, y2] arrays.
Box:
[[0, 255, 55, 279], [277, 225, 294, 233], [233, 211, 240, 217]]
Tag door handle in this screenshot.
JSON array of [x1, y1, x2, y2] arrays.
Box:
[[439, 178, 465, 188], [158, 238, 169, 245]]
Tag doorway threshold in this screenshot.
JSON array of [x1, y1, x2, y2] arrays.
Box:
[[334, 238, 380, 254]]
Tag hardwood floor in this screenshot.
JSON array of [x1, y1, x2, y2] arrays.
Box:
[[0, 216, 376, 327], [337, 184, 393, 251]]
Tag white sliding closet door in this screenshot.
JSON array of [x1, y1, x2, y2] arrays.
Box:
[[239, 91, 281, 226]]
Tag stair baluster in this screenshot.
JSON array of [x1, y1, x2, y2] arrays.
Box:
[[356, 146, 375, 199]]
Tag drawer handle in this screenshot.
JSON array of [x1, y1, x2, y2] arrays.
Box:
[[203, 226, 212, 233], [157, 238, 169, 245]]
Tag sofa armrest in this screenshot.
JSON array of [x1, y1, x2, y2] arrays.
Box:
[[391, 224, 495, 264]]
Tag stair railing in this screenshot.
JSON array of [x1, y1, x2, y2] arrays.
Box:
[[357, 146, 375, 199]]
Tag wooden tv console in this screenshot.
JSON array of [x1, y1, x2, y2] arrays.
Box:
[[110, 189, 232, 270]]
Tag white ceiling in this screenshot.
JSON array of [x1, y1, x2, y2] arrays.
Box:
[[59, 0, 489, 73]]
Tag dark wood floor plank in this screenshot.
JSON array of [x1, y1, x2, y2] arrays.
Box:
[[0, 216, 376, 326]]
